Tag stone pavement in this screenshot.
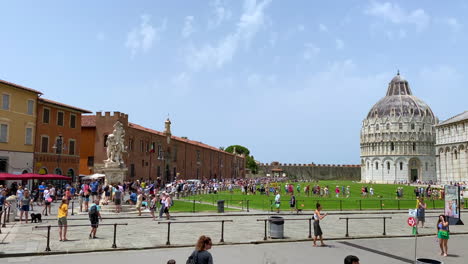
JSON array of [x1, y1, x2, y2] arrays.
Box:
[[1, 201, 467, 256]]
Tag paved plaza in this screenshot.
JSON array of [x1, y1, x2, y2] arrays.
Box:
[[1, 201, 467, 259]]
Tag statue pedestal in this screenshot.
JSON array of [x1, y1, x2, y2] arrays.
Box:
[[102, 165, 127, 185]]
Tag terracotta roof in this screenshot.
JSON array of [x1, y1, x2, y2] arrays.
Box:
[[39, 98, 92, 113], [129, 122, 235, 156], [0, 79, 43, 94], [81, 115, 96, 127]]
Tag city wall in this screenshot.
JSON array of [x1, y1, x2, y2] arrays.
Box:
[[258, 162, 361, 181]]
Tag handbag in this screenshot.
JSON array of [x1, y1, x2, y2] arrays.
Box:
[[46, 197, 52, 203]]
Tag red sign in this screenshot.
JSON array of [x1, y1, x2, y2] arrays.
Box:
[[407, 217, 416, 227]]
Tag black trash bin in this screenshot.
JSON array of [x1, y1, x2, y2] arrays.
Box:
[[217, 200, 225, 213], [269, 216, 284, 238], [416, 259, 443, 264]]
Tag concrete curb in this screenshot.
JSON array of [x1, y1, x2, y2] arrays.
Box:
[[2, 232, 468, 258]]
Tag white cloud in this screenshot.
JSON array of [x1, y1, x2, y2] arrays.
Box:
[[209, 0, 233, 28], [187, 0, 272, 71], [365, 2, 430, 31], [303, 43, 320, 61], [335, 39, 344, 50], [125, 15, 167, 58], [182, 16, 195, 38], [446, 17, 462, 32], [319, 23, 328, 32]]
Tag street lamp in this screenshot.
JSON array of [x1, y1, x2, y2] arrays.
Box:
[[52, 135, 66, 175]]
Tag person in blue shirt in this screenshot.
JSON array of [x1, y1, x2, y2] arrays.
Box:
[[0, 190, 9, 212], [129, 191, 137, 205], [38, 182, 46, 205], [90, 180, 99, 202]]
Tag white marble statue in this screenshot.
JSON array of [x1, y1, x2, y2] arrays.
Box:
[[105, 121, 126, 166]]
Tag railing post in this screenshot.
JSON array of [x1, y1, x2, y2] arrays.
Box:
[[71, 201, 75, 216], [0, 211, 2, 233], [383, 218, 387, 236], [166, 222, 171, 245], [192, 200, 195, 213], [263, 220, 267, 240], [359, 200, 362, 211], [2, 208, 6, 227], [45, 225, 51, 251], [432, 200, 435, 209], [112, 223, 117, 248], [6, 206, 10, 223], [398, 200, 400, 210], [380, 200, 383, 210], [220, 220, 225, 242], [340, 200, 342, 211], [247, 200, 250, 212], [308, 218, 312, 238], [345, 218, 349, 237]]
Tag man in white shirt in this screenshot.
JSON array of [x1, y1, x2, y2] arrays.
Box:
[[275, 192, 281, 213]]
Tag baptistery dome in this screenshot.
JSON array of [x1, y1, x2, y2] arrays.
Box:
[[360, 72, 438, 184]]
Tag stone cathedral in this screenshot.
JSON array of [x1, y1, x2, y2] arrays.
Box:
[[360, 72, 438, 183]]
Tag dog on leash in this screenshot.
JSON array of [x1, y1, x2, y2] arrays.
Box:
[[30, 213, 42, 223]]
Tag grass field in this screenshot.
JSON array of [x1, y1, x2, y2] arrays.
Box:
[[170, 199, 239, 212], [181, 180, 457, 211]]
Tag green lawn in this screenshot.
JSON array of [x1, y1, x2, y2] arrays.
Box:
[[170, 199, 239, 212], [181, 180, 454, 211]]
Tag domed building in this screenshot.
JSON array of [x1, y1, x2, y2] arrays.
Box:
[[360, 72, 438, 183]]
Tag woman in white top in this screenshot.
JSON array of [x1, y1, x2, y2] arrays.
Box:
[[42, 187, 52, 216], [164, 194, 171, 220], [313, 202, 327, 247]]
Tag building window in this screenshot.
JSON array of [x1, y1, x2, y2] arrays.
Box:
[[130, 164, 135, 177], [455, 151, 458, 160], [25, 127, 33, 145], [128, 138, 134, 151], [400, 162, 403, 170], [376, 124, 379, 131], [146, 141, 149, 152], [27, 100, 34, 115], [0, 157, 7, 172], [425, 162, 428, 171], [375, 162, 379, 170], [142, 159, 145, 166], [87, 156, 94, 167], [70, 114, 76, 128], [387, 162, 390, 170], [2, 94, 10, 110], [367, 162, 369, 169], [386, 123, 390, 130], [0, 124, 8, 143], [43, 108, 50, 123], [41, 136, 49, 153], [391, 142, 394, 151], [411, 123, 415, 130], [69, 140, 76, 155], [413, 143, 416, 151], [57, 111, 64, 126], [196, 150, 201, 162], [399, 123, 403, 129], [103, 135, 108, 148], [158, 145, 163, 159]]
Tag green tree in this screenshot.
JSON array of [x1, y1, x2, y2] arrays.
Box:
[[225, 145, 258, 174]]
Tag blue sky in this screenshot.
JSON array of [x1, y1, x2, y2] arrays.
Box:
[[1, 0, 467, 164]]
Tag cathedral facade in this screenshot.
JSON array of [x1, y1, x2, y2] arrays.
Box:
[[360, 73, 438, 183]]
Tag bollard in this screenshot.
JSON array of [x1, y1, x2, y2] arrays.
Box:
[[71, 201, 75, 216], [45, 225, 51, 251], [345, 218, 349, 237], [220, 220, 225, 242], [397, 200, 400, 210], [166, 222, 171, 245], [2, 208, 6, 227], [359, 200, 362, 211], [308, 218, 312, 238], [432, 200, 435, 209], [6, 206, 10, 223], [383, 218, 387, 236], [263, 219, 267, 240], [0, 211, 2, 233], [112, 223, 117, 248], [192, 200, 195, 213], [247, 200, 250, 212]]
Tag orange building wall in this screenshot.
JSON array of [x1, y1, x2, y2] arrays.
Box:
[[79, 127, 96, 175]]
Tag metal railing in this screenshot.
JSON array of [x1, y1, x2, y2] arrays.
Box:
[[339, 216, 392, 237], [256, 217, 312, 241], [35, 223, 128, 251], [158, 220, 233, 245]]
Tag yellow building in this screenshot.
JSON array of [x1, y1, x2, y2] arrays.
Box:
[[0, 80, 42, 174]]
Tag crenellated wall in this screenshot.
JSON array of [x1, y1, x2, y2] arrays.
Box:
[[257, 162, 361, 180]]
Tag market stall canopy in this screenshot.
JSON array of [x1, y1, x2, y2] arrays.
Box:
[[0, 173, 71, 181], [81, 173, 106, 180]]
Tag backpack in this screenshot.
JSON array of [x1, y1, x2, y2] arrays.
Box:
[[186, 251, 198, 264], [89, 204, 98, 216]]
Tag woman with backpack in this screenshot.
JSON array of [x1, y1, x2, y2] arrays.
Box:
[[187, 235, 213, 264], [88, 199, 102, 239]]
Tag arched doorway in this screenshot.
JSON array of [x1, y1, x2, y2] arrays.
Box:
[[38, 167, 48, 175], [408, 158, 421, 182], [55, 168, 63, 175], [22, 170, 29, 174]]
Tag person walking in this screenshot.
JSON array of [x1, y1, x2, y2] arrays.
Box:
[[57, 198, 69, 241], [136, 190, 143, 216], [19, 190, 32, 223], [187, 235, 213, 264], [88, 199, 102, 239], [416, 197, 427, 228], [164, 194, 172, 220], [159, 192, 166, 219], [289, 193, 296, 213], [274, 191, 281, 213], [42, 187, 52, 216], [313, 202, 327, 247], [437, 214, 449, 257], [149, 194, 157, 220], [113, 186, 122, 213]]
